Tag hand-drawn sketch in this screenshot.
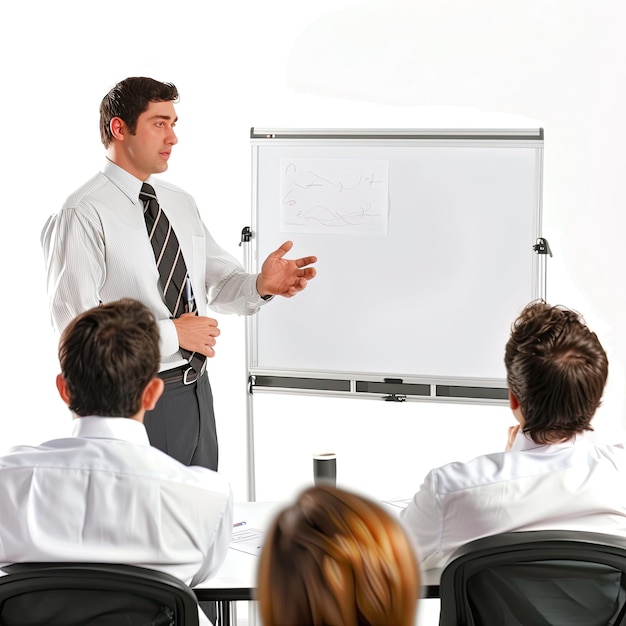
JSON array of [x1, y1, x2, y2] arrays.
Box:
[[280, 158, 389, 235]]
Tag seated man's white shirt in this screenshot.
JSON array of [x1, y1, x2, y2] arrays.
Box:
[[0, 417, 232, 594], [401, 431, 626, 571]]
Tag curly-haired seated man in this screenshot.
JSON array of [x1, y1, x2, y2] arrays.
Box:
[[402, 301, 626, 570]]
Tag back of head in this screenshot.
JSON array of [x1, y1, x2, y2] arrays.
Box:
[[99, 76, 178, 147], [504, 301, 608, 444], [59, 298, 160, 417], [257, 485, 420, 626]]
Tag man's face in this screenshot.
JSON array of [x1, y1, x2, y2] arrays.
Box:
[[118, 100, 178, 181]]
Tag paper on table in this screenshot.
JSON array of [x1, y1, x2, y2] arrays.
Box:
[[229, 528, 265, 556], [382, 497, 412, 509]]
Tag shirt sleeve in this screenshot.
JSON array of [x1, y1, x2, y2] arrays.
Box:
[[41, 207, 105, 334], [400, 470, 444, 567], [202, 224, 269, 316]]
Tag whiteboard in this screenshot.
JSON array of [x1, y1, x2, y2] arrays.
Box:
[[247, 129, 544, 400]]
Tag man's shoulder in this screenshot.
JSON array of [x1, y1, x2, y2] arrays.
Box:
[[430, 437, 626, 496], [150, 178, 200, 218], [429, 449, 512, 493], [62, 172, 111, 209], [42, 173, 113, 237], [152, 178, 193, 199], [130, 449, 232, 509], [87, 436, 232, 497], [175, 463, 232, 496], [0, 439, 81, 469], [0, 436, 231, 499]]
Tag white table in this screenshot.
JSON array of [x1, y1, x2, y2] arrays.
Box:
[[193, 501, 441, 626]]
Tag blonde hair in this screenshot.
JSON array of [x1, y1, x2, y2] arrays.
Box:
[[257, 485, 420, 626]]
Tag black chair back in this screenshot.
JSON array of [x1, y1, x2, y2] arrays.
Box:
[[0, 562, 200, 626], [439, 530, 626, 626]]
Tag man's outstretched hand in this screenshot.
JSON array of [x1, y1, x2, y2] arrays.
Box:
[[256, 240, 317, 298]]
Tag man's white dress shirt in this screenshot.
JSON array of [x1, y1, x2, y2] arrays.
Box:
[[41, 160, 267, 370], [401, 431, 626, 571], [0, 417, 233, 588]]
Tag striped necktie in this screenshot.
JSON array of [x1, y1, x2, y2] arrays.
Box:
[[140, 183, 206, 380]]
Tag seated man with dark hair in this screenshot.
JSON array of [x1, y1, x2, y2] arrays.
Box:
[[0, 298, 232, 625], [402, 301, 626, 571]]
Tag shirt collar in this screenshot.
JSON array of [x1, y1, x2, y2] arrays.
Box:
[[102, 159, 155, 206], [511, 429, 587, 452], [71, 416, 151, 447]]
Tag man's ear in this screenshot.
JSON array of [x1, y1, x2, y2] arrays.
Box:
[[110, 117, 126, 141], [56, 374, 71, 406], [142, 377, 165, 412], [509, 390, 526, 426]]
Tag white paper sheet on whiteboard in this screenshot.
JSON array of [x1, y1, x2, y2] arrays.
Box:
[[280, 158, 389, 235]]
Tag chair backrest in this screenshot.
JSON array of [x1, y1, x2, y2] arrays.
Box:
[[439, 530, 626, 626], [0, 562, 200, 626]]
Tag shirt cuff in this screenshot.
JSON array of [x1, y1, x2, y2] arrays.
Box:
[[158, 318, 180, 359]]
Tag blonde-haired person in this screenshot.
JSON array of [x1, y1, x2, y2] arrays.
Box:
[[257, 485, 420, 626]]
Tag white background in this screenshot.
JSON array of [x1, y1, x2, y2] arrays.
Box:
[[1, 1, 625, 621]]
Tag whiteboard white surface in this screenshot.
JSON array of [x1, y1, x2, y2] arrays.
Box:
[[249, 130, 543, 386]]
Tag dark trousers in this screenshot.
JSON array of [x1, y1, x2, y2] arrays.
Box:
[[144, 372, 219, 470], [144, 372, 220, 622]]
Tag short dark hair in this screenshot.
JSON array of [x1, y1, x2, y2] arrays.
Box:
[[504, 301, 608, 444], [59, 299, 161, 417], [99, 76, 178, 148]]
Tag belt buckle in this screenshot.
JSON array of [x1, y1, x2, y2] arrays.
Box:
[[183, 367, 198, 385], [182, 361, 205, 385]]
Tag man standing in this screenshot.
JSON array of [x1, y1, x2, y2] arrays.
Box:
[[401, 301, 626, 571], [0, 299, 231, 624], [41, 76, 317, 471]]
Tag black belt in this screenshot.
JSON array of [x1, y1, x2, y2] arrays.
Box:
[[159, 361, 206, 385]]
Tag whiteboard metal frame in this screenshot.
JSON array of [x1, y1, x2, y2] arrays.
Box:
[[251, 128, 544, 140], [244, 127, 546, 499]]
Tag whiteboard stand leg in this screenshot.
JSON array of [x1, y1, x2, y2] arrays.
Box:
[[241, 225, 257, 502], [246, 373, 256, 502]]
